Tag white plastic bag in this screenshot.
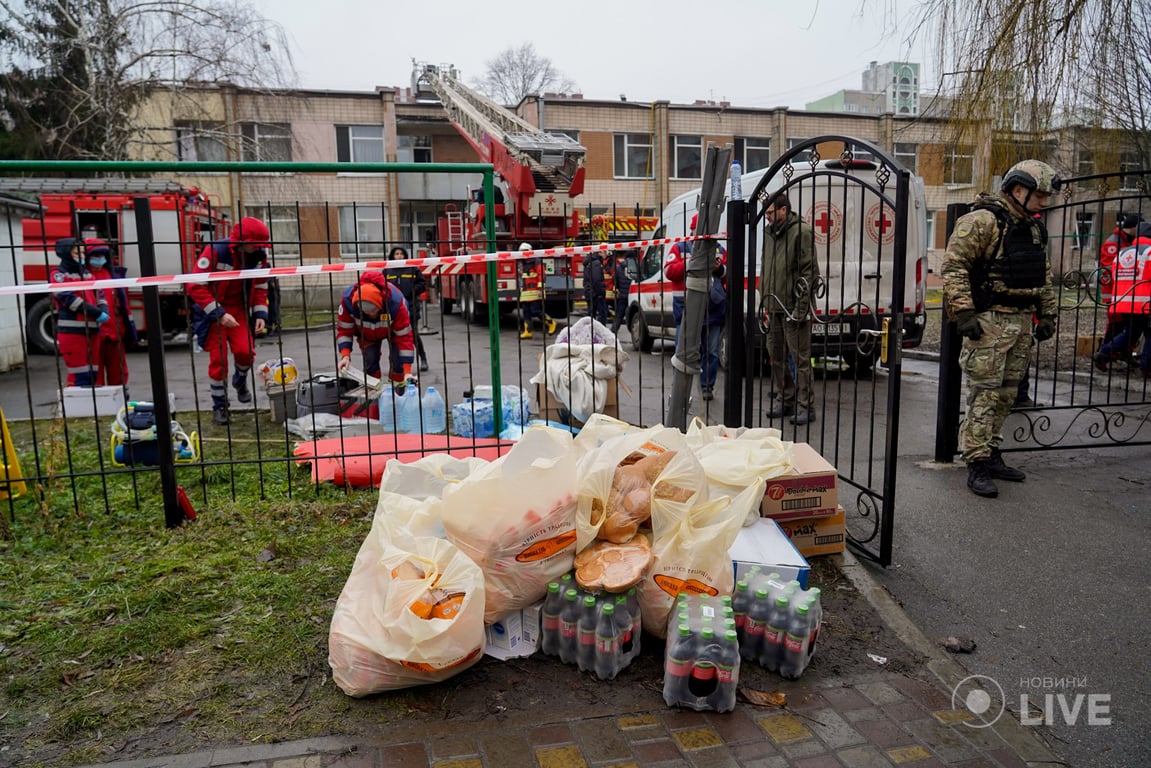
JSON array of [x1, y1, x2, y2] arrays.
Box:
[[686, 418, 794, 517], [375, 454, 488, 537], [328, 515, 486, 696], [638, 477, 766, 639], [440, 426, 578, 623]]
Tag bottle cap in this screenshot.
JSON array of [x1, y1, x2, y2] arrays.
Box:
[[583, 595, 596, 607], [677, 624, 692, 637], [602, 603, 614, 614], [548, 582, 559, 593]]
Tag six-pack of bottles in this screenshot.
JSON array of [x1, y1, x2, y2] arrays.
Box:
[[732, 567, 822, 679], [538, 572, 642, 680], [662, 593, 741, 712]]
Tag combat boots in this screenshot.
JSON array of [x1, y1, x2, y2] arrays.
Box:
[[519, 322, 533, 340], [966, 460, 998, 498], [986, 449, 1026, 482], [212, 406, 230, 426]]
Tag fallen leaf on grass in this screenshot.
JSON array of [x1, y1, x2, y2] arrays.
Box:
[[257, 541, 276, 563], [738, 687, 787, 707]]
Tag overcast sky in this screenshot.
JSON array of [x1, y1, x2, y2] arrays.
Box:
[[260, 0, 934, 109]]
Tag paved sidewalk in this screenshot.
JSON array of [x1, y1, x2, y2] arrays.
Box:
[[82, 553, 1060, 768]]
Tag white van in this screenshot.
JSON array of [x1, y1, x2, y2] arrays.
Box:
[[624, 159, 928, 373]]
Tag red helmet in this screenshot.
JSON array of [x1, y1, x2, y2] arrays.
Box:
[[231, 217, 271, 247], [83, 237, 112, 258]]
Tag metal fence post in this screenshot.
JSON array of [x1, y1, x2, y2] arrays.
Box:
[[933, 202, 969, 463], [132, 198, 182, 527], [723, 197, 746, 427]]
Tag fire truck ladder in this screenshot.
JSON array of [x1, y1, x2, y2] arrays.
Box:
[[443, 205, 466, 252], [413, 63, 586, 194]]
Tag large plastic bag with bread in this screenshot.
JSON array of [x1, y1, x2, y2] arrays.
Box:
[[685, 418, 793, 509], [572, 422, 703, 551], [328, 514, 486, 696], [374, 454, 489, 538], [440, 426, 578, 623], [638, 476, 766, 638]]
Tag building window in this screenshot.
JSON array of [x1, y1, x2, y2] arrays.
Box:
[[550, 129, 580, 142], [244, 205, 300, 258], [397, 135, 432, 163], [787, 137, 815, 165], [338, 205, 386, 258], [400, 206, 439, 253], [240, 122, 292, 162], [175, 122, 227, 162], [670, 135, 702, 180], [613, 133, 653, 179], [943, 145, 974, 185], [1119, 150, 1141, 191], [926, 212, 936, 250], [337, 125, 385, 163], [735, 137, 771, 172], [844, 142, 876, 162], [1073, 211, 1096, 251], [894, 142, 918, 173], [1076, 149, 1095, 178]]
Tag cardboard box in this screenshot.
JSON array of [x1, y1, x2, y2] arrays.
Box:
[[484, 603, 542, 660], [729, 518, 810, 588], [1076, 335, 1104, 357], [536, 377, 619, 427], [761, 442, 839, 521], [775, 506, 847, 558], [57, 386, 125, 418]]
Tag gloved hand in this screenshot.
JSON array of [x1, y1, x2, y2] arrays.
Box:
[[954, 309, 982, 341], [96, 312, 110, 325], [1034, 317, 1056, 342]]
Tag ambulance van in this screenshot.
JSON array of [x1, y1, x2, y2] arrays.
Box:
[[624, 158, 928, 374]]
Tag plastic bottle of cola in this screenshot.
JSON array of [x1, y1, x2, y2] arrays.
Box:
[[688, 626, 720, 699], [578, 595, 598, 673], [559, 588, 580, 665], [779, 603, 811, 680], [741, 586, 771, 660], [760, 595, 791, 672], [663, 623, 695, 706], [540, 582, 563, 657], [594, 602, 621, 680]]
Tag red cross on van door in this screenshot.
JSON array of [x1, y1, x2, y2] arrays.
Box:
[[866, 202, 896, 245], [806, 201, 842, 245]]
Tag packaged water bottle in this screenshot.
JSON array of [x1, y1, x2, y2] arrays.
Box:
[[577, 595, 598, 673], [730, 159, 743, 200], [663, 623, 695, 706], [541, 582, 563, 657], [760, 595, 791, 672], [398, 386, 421, 433], [378, 385, 398, 431], [594, 602, 622, 680], [740, 586, 770, 660], [779, 603, 811, 680], [688, 626, 719, 699], [559, 588, 580, 664], [421, 386, 446, 433]]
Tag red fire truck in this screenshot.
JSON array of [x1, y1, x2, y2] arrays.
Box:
[[6, 178, 227, 354], [413, 63, 586, 323]]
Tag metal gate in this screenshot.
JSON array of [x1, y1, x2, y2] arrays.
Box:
[[724, 136, 916, 565], [935, 169, 1151, 456]]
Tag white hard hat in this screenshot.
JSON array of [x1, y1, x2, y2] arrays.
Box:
[[518, 242, 533, 252]]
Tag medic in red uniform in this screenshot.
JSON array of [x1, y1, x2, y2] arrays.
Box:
[[335, 270, 416, 387], [50, 237, 108, 387]]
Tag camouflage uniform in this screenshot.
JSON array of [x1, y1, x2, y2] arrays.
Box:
[[942, 193, 1058, 463]]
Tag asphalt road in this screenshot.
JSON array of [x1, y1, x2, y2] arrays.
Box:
[[2, 305, 1148, 767]]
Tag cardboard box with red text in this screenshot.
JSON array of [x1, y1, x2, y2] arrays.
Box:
[[775, 505, 847, 557], [761, 442, 839, 521]]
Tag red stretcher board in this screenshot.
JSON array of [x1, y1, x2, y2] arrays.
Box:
[[293, 433, 514, 487]]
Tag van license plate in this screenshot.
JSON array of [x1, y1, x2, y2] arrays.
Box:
[[812, 322, 843, 335]]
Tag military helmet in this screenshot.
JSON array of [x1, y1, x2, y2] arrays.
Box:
[[1001, 160, 1062, 195]]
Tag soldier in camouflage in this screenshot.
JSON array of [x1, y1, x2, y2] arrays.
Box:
[[942, 160, 1061, 498]]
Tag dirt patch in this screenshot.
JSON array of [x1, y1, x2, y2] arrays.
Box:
[[3, 554, 924, 768]]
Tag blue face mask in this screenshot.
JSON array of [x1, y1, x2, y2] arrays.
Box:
[[88, 257, 107, 269]]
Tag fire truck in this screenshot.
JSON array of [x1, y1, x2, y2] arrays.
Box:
[[412, 63, 586, 323], [6, 178, 227, 354]]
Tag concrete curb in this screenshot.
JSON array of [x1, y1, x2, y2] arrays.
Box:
[[836, 549, 1064, 767]]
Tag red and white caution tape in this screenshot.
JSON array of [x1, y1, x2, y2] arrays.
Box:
[[0, 234, 724, 296]]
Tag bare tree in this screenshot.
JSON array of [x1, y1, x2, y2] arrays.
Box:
[[474, 43, 576, 104], [0, 0, 295, 161], [900, 0, 1151, 179]]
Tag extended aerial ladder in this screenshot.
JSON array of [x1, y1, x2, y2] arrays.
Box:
[[413, 63, 589, 320]]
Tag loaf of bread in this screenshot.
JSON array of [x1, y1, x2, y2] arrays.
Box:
[[573, 533, 652, 592]]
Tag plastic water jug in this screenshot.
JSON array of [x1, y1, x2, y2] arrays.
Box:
[[398, 386, 422, 433], [421, 386, 446, 434], [378, 385, 398, 432]]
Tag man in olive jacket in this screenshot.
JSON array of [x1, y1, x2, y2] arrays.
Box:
[[761, 192, 820, 425]]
